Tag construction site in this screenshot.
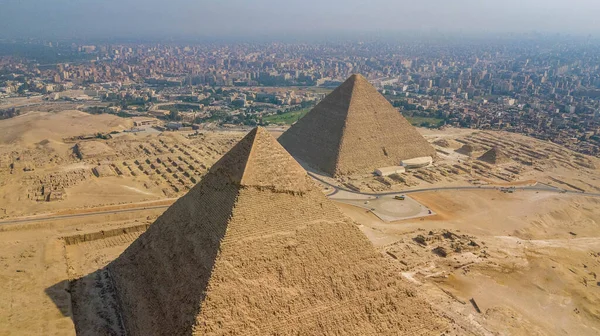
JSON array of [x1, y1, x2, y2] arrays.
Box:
[[1, 75, 600, 335]]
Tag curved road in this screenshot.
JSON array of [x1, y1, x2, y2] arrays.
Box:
[[307, 172, 600, 198]]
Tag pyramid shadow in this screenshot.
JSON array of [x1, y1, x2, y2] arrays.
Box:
[[44, 165, 239, 335], [105, 169, 239, 335], [43, 259, 126, 334], [69, 268, 127, 335], [43, 129, 254, 335], [44, 279, 72, 317]]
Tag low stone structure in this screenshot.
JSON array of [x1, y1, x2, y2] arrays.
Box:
[[375, 166, 406, 176], [74, 141, 115, 160], [92, 165, 116, 177]]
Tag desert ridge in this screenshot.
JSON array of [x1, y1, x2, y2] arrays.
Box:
[[65, 127, 452, 335]]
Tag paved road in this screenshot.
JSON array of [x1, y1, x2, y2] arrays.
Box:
[[0, 204, 170, 226], [308, 172, 600, 198]]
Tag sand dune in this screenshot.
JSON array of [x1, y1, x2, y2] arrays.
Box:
[[0, 110, 132, 146]]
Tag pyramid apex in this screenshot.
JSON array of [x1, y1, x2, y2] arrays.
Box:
[[211, 126, 313, 193], [250, 125, 271, 137], [487, 146, 502, 154], [345, 73, 369, 85]]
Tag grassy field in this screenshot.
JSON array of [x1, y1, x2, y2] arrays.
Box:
[[162, 103, 201, 112], [405, 116, 444, 128], [263, 108, 311, 125]]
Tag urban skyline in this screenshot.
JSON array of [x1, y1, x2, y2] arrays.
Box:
[[2, 37, 600, 157]]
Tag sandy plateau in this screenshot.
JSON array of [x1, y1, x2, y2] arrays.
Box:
[[0, 110, 243, 218], [0, 110, 600, 335], [343, 190, 600, 335]]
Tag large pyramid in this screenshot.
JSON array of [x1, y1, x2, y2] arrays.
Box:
[[108, 127, 447, 335], [278, 74, 436, 176]]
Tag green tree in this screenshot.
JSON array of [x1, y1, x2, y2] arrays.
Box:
[[169, 110, 183, 121]]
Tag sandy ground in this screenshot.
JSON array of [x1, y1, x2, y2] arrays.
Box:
[[0, 96, 44, 110], [348, 189, 600, 335], [0, 208, 163, 336], [0, 110, 132, 146]]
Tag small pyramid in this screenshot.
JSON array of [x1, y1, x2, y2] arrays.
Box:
[[478, 146, 511, 164], [107, 127, 447, 335], [278, 74, 436, 176], [455, 143, 482, 156], [433, 138, 461, 149]]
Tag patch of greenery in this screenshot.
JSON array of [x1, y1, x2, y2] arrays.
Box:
[[162, 103, 201, 112], [405, 116, 444, 128], [263, 108, 311, 125]]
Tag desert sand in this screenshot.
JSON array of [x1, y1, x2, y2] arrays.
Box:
[[0, 110, 132, 146]]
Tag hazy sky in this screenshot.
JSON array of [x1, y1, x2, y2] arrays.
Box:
[[1, 0, 599, 39]]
